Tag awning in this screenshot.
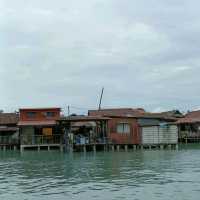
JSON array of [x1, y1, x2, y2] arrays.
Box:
[[18, 120, 56, 126], [71, 121, 96, 127], [0, 127, 18, 132]]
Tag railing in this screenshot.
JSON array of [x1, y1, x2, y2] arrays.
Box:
[[0, 136, 18, 145], [21, 134, 62, 145]]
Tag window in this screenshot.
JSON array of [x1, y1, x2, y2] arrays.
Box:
[[45, 112, 55, 118], [26, 112, 36, 119], [117, 123, 130, 134]]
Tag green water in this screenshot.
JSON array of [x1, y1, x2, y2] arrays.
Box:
[[0, 145, 200, 200]]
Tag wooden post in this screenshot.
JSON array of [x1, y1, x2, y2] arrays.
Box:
[[14, 146, 17, 151], [133, 145, 137, 150], [48, 146, 50, 151], [140, 145, 143, 150], [38, 146, 40, 152], [176, 144, 179, 150], [160, 145, 164, 150]]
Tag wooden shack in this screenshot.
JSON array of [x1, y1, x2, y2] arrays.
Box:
[[89, 108, 178, 150], [57, 115, 110, 152], [177, 110, 200, 143], [18, 108, 62, 151], [0, 113, 19, 149]]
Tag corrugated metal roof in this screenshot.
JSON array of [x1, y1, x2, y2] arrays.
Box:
[[88, 108, 145, 117], [176, 110, 200, 124], [0, 113, 19, 125], [177, 118, 200, 124], [0, 127, 19, 132], [18, 120, 56, 126], [88, 108, 176, 121], [58, 116, 110, 122], [19, 107, 60, 111]]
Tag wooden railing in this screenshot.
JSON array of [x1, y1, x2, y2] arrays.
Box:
[[0, 136, 18, 145], [21, 134, 62, 145]]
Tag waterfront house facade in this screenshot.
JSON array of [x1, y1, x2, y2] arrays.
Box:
[[177, 110, 200, 143], [18, 108, 62, 150], [0, 113, 19, 148], [57, 115, 110, 151], [89, 108, 178, 146], [89, 108, 144, 145]]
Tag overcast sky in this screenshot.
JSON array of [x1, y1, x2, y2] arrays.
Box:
[[1, 0, 200, 114]]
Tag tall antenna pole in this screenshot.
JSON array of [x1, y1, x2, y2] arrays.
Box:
[[98, 87, 104, 110], [68, 105, 70, 116]]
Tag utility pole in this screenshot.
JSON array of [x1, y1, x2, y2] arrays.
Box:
[[68, 105, 70, 116], [98, 87, 104, 110]]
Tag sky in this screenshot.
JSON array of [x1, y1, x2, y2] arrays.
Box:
[[1, 0, 200, 114]]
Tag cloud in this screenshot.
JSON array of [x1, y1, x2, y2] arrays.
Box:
[[1, 0, 200, 113]]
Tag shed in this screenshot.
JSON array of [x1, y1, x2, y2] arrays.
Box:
[[141, 124, 178, 145]]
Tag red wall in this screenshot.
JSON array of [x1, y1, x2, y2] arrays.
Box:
[[19, 108, 60, 121], [108, 117, 141, 144]]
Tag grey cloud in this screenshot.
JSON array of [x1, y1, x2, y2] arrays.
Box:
[[1, 0, 200, 113]]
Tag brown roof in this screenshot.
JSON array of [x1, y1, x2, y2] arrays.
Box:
[[58, 116, 111, 122], [88, 108, 145, 117], [0, 113, 19, 125], [19, 107, 60, 111], [185, 110, 200, 118], [88, 108, 176, 121], [18, 120, 56, 126], [177, 118, 200, 124], [177, 110, 200, 124]]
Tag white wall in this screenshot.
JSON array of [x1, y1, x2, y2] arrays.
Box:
[[142, 125, 178, 144]]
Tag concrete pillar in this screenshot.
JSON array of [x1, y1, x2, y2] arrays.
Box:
[[133, 145, 137, 150], [104, 145, 107, 152], [160, 145, 164, 150], [176, 144, 179, 150], [38, 146, 40, 151], [140, 145, 143, 150], [60, 145, 63, 152], [149, 145, 151, 150], [69, 145, 73, 153], [93, 145, 96, 152], [14, 146, 17, 151], [48, 146, 50, 151], [20, 146, 24, 153], [117, 145, 120, 152], [83, 145, 86, 153], [112, 145, 115, 152], [168, 144, 172, 150], [125, 145, 128, 152], [3, 146, 6, 151]]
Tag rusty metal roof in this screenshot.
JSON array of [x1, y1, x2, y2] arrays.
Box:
[[176, 110, 200, 124], [88, 108, 145, 116], [58, 116, 111, 122], [88, 108, 176, 121], [18, 120, 56, 126], [0, 113, 19, 125]]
